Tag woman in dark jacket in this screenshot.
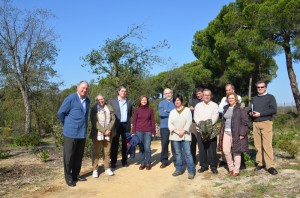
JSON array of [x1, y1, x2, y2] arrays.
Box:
[[219, 92, 248, 176]]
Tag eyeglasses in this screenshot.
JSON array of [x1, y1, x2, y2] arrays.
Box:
[[257, 86, 265, 89]]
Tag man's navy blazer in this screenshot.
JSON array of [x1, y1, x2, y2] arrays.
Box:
[[109, 97, 132, 133], [57, 92, 90, 139]]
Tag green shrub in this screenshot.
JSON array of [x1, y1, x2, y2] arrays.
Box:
[[52, 125, 64, 147], [13, 132, 41, 147], [0, 150, 9, 159], [0, 127, 13, 143], [276, 140, 298, 158], [273, 114, 289, 127], [242, 152, 255, 167], [35, 149, 50, 162]]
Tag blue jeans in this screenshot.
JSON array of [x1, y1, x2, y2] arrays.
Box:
[[172, 140, 195, 174], [136, 132, 152, 165]]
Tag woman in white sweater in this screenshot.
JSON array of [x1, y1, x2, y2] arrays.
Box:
[[168, 94, 195, 179]]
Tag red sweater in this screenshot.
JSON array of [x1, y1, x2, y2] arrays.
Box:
[[132, 106, 156, 135]]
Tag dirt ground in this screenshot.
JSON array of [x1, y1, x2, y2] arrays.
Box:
[[1, 140, 300, 198]]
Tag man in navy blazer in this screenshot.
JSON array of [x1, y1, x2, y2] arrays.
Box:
[[58, 81, 90, 187], [110, 86, 133, 168]]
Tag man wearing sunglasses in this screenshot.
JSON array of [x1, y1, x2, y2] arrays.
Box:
[[249, 80, 278, 175]]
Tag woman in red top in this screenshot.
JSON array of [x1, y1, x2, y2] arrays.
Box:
[[132, 95, 156, 170]]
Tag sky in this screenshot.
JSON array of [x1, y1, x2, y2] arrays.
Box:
[[12, 0, 300, 105]]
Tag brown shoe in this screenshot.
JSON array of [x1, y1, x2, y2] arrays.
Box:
[[139, 165, 146, 170], [232, 173, 240, 177], [228, 170, 233, 176], [146, 164, 152, 170]]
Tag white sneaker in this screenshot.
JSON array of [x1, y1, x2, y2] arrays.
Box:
[[105, 168, 114, 176], [92, 170, 98, 178]]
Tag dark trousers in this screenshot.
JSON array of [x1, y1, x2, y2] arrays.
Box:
[[63, 136, 86, 182], [110, 122, 128, 165], [190, 122, 199, 164], [160, 128, 175, 165], [197, 133, 218, 170]]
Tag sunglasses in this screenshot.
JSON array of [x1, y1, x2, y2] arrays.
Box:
[[257, 86, 265, 89]]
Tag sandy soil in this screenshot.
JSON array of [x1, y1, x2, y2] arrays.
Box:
[[1, 140, 300, 198]]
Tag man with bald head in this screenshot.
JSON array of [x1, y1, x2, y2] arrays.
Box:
[[58, 81, 90, 187], [158, 88, 176, 168]]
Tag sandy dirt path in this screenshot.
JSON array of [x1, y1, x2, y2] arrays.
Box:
[[36, 141, 226, 198]]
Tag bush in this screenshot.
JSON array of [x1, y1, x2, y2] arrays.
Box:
[[242, 152, 255, 167], [0, 150, 9, 159], [276, 140, 298, 158], [13, 132, 41, 147], [0, 127, 13, 143], [35, 149, 50, 162], [52, 124, 64, 147]]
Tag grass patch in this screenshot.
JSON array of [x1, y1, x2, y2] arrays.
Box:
[[281, 163, 300, 170], [213, 182, 223, 187], [251, 184, 271, 197]]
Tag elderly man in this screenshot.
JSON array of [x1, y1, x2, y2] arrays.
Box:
[[58, 81, 90, 187], [219, 83, 242, 114], [110, 86, 133, 168], [158, 88, 176, 168], [250, 81, 278, 175], [194, 89, 219, 174]]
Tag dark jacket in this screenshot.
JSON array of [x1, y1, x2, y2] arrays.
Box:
[[109, 97, 133, 134], [219, 103, 249, 153], [89, 103, 115, 140]]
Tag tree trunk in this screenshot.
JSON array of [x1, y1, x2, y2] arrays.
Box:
[[248, 76, 252, 107], [18, 84, 31, 133], [283, 45, 300, 112]]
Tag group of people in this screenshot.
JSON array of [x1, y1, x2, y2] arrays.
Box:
[[57, 80, 278, 186]]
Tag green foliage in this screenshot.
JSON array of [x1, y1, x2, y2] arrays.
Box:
[[0, 1, 60, 133], [82, 25, 170, 94], [276, 140, 298, 158], [13, 132, 41, 147], [252, 184, 270, 197], [242, 152, 255, 167], [0, 150, 9, 159], [0, 127, 13, 143], [273, 114, 289, 127], [84, 138, 93, 158], [35, 149, 50, 162], [52, 125, 64, 147]]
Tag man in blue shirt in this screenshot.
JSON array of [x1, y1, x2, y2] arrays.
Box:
[[58, 81, 90, 187], [110, 86, 133, 168], [158, 88, 175, 168]]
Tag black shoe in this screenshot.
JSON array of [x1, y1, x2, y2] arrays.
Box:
[[211, 169, 218, 174], [198, 167, 209, 173], [267, 167, 278, 175], [73, 176, 86, 182], [66, 179, 76, 187], [160, 163, 167, 168], [122, 162, 129, 167], [254, 165, 265, 171], [110, 163, 116, 168]]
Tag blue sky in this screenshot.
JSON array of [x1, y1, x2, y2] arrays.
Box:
[[13, 0, 299, 105]]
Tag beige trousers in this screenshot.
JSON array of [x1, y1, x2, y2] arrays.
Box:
[[92, 139, 111, 170], [223, 132, 241, 174], [253, 120, 275, 169]]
